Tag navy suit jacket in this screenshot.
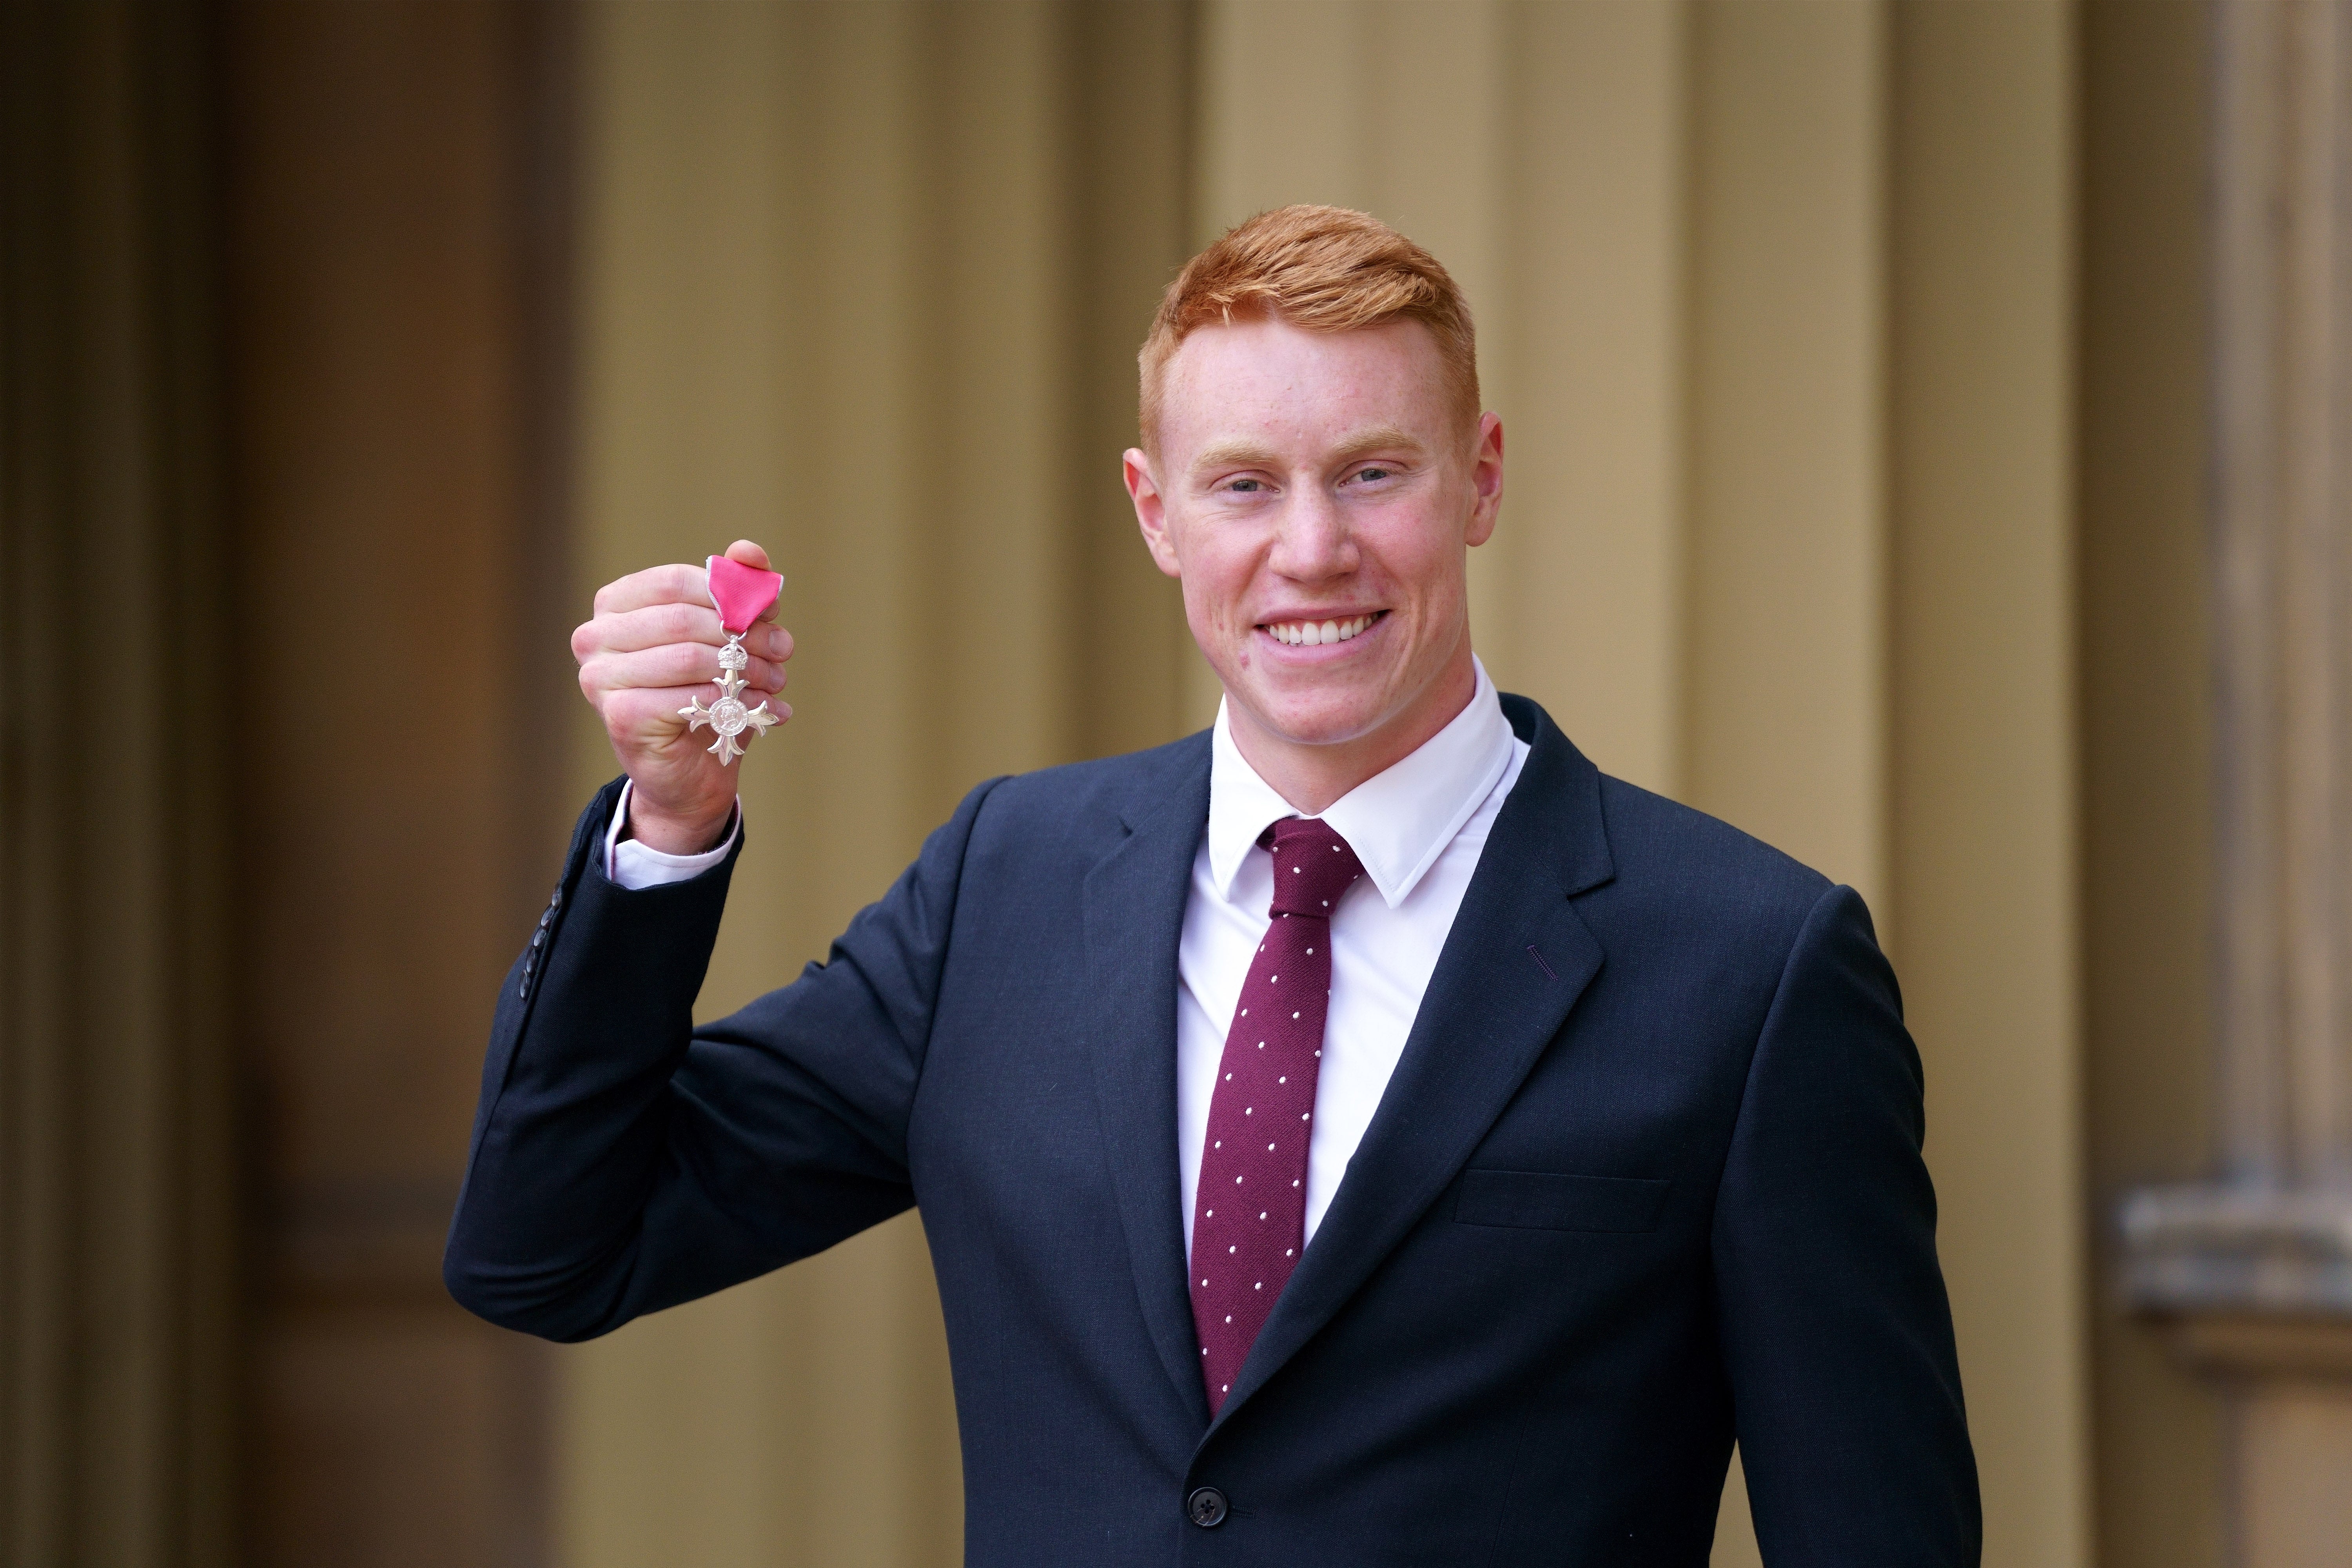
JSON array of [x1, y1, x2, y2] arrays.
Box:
[[447, 695, 1979, 1565]]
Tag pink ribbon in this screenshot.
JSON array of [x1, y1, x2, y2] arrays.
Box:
[[705, 555, 784, 635]]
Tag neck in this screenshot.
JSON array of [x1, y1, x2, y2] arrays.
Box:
[[1225, 646, 1480, 815]]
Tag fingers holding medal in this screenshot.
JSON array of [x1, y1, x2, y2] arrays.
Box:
[[574, 539, 794, 840]]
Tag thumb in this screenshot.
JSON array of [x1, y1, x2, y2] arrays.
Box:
[[724, 538, 771, 571]]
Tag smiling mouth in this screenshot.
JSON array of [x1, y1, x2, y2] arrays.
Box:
[[1259, 611, 1386, 647]]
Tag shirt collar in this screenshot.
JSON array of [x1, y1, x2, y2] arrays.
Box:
[[1206, 656, 1516, 909]]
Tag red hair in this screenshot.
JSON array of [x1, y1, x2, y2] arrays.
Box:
[[1138, 205, 1480, 453]]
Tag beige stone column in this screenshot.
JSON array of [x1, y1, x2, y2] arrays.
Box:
[[2122, 3, 2352, 1562]]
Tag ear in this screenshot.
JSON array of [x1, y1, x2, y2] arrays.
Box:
[[1125, 448, 1184, 579], [1464, 412, 1504, 548]]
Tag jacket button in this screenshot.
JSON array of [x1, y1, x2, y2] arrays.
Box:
[[1186, 1487, 1227, 1528]]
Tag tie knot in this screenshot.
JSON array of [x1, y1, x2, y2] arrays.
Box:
[[1261, 817, 1366, 917]]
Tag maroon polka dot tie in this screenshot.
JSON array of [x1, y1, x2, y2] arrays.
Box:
[[1191, 816, 1364, 1415]]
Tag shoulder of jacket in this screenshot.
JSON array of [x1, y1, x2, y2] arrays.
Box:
[[1589, 773, 1837, 922]]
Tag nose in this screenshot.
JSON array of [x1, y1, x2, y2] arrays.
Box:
[[1269, 486, 1354, 583]]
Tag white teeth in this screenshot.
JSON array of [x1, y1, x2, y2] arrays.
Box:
[[1266, 613, 1376, 645]]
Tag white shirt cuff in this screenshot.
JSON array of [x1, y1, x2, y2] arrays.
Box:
[[604, 778, 740, 889]]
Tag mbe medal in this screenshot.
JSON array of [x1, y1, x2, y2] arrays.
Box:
[[681, 554, 786, 765]]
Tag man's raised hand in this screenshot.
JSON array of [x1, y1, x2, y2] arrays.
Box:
[[573, 538, 793, 855]]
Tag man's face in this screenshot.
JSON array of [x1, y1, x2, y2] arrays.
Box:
[[1127, 316, 1503, 759]]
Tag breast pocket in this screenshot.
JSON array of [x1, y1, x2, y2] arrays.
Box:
[[1453, 1169, 1672, 1233]]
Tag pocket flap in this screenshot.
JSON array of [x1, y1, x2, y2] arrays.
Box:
[[1454, 1169, 1671, 1233]]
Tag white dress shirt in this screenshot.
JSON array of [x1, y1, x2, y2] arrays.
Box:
[[1179, 659, 1527, 1258], [608, 658, 1530, 1268], [604, 778, 740, 887]]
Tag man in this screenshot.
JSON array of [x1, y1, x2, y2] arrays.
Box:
[[448, 206, 1978, 1564]]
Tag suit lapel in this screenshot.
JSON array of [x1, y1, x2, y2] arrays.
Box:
[[1210, 701, 1616, 1430], [1083, 735, 1215, 1427]]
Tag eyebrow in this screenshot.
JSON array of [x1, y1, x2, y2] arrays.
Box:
[[1191, 439, 1281, 474], [1189, 425, 1428, 476]]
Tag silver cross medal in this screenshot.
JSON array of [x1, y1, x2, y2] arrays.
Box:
[[680, 555, 785, 765], [678, 637, 778, 764]]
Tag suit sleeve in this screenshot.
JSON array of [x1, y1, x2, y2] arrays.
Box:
[[444, 773, 1004, 1342], [1712, 884, 1982, 1566]]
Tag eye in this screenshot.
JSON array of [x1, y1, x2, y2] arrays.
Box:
[[1350, 465, 1396, 484], [1225, 477, 1266, 494]]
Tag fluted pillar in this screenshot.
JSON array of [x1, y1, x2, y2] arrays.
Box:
[[2122, 3, 2352, 1561]]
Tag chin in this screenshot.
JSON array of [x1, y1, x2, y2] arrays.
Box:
[[1238, 687, 1389, 748]]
